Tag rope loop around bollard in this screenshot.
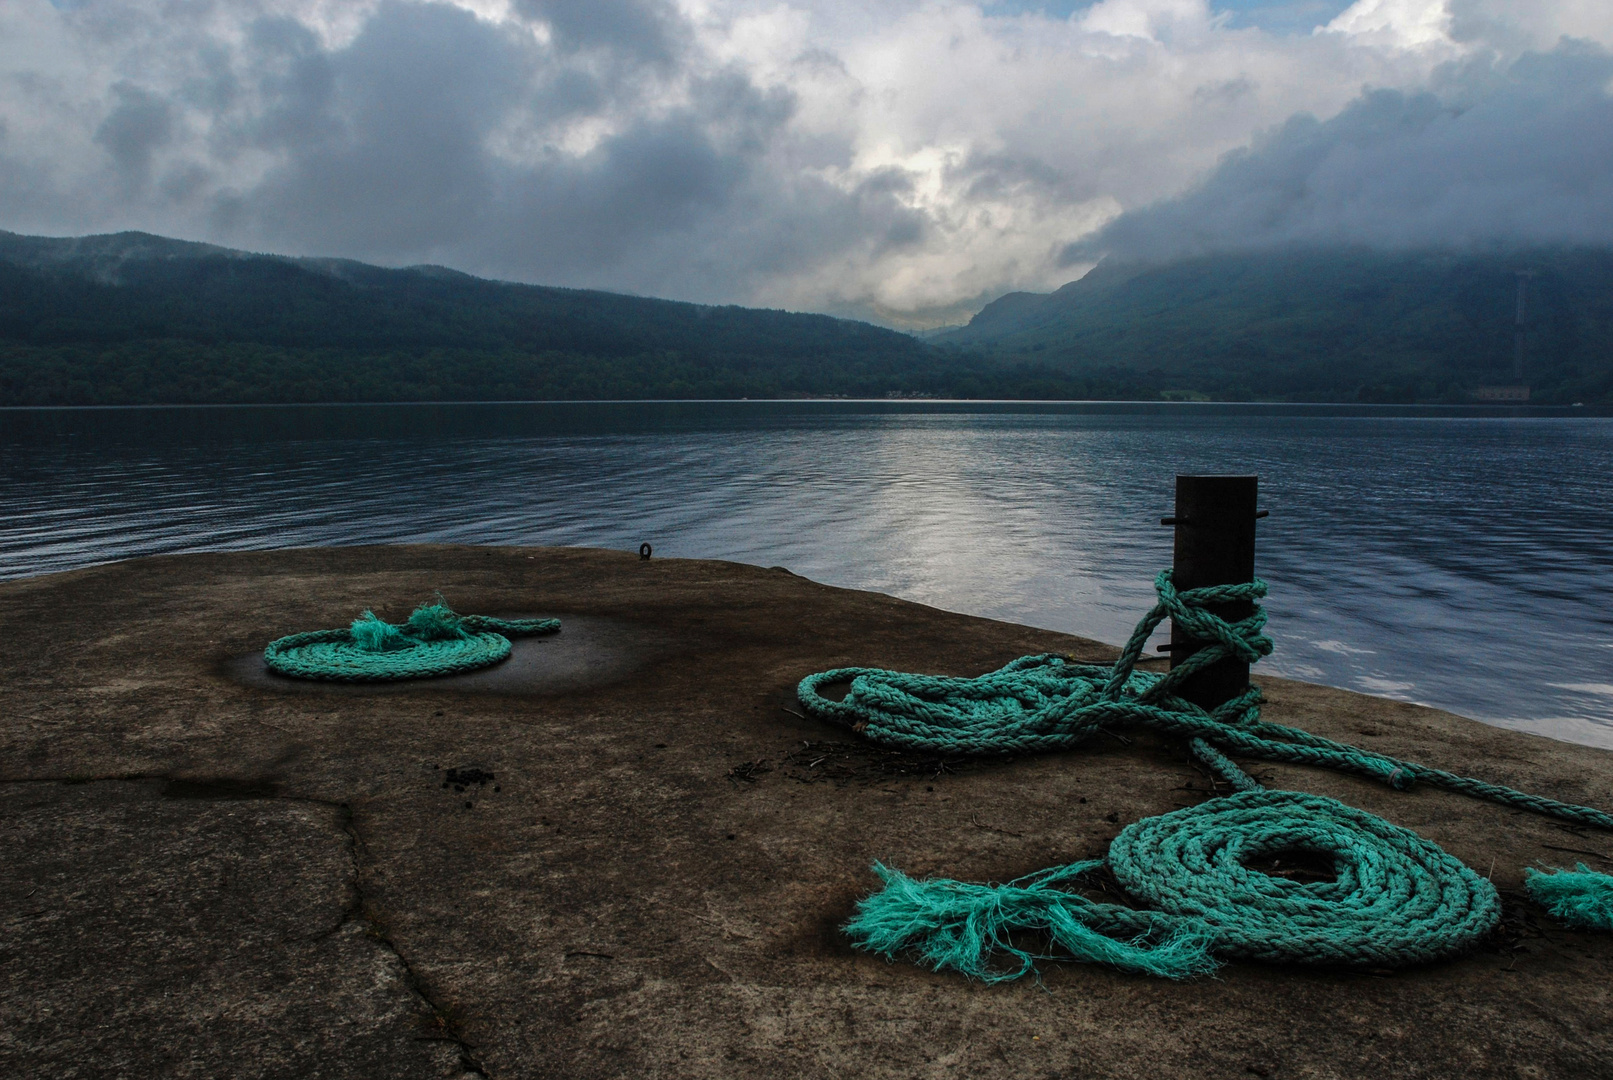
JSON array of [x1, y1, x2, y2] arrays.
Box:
[[796, 569, 1613, 829]]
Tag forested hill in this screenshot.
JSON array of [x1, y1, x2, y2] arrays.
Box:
[[0, 231, 989, 404], [2, 231, 1610, 405], [936, 248, 1613, 404]]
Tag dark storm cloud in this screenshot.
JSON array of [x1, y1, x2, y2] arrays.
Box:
[[514, 0, 683, 63], [1070, 41, 1613, 263], [238, 17, 340, 150], [485, 112, 758, 273], [198, 0, 822, 292], [94, 82, 173, 188], [235, 2, 523, 252]]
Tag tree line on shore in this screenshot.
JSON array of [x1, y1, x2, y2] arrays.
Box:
[[1, 231, 1608, 405]]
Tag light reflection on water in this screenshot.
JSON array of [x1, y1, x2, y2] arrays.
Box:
[[2, 402, 1610, 747]]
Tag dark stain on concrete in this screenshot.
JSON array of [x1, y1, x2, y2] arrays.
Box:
[[161, 776, 282, 800]]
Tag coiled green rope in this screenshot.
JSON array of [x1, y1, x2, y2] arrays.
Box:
[[264, 601, 559, 681], [849, 787, 1501, 979], [799, 570, 1613, 978]]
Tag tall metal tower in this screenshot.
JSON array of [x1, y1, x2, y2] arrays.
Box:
[[1513, 270, 1536, 383]]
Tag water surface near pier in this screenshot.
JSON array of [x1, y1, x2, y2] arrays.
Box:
[[3, 401, 1609, 747]]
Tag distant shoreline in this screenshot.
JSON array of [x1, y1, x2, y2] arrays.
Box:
[[3, 398, 1613, 422], [3, 398, 1608, 418]]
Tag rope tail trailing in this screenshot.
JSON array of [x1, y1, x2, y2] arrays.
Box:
[[844, 861, 1219, 982], [801, 569, 1613, 979]]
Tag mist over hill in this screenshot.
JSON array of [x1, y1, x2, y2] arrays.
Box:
[[0, 231, 1608, 405], [0, 230, 989, 405], [937, 248, 1613, 404]]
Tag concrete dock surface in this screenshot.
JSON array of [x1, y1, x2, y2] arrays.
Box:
[[2, 545, 1609, 1079]]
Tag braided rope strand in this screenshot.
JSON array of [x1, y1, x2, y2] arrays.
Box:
[[797, 570, 1612, 830]]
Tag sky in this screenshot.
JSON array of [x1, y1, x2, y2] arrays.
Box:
[[1, 1, 1610, 328]]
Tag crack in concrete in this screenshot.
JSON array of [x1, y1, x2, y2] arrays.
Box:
[[3, 773, 493, 1079], [333, 801, 492, 1079]]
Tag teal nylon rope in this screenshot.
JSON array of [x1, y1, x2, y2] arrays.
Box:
[[800, 570, 1613, 978], [1526, 865, 1613, 930], [846, 788, 1501, 979], [265, 601, 559, 681], [798, 572, 1613, 830]]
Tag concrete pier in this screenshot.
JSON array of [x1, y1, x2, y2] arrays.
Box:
[[2, 545, 1609, 1078]]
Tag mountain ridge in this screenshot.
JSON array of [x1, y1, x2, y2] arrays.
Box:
[[2, 230, 1609, 405], [934, 247, 1613, 403], [0, 228, 931, 360], [0, 229, 1100, 404]]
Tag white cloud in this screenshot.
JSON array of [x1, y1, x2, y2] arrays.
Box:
[[1323, 0, 1452, 50], [0, 0, 1609, 327]]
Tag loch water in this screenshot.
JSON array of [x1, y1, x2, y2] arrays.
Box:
[[3, 401, 1610, 748]]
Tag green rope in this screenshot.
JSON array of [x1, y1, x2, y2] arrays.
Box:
[[797, 571, 1613, 830], [847, 789, 1500, 979], [801, 569, 1613, 978], [1187, 736, 1261, 792], [1526, 865, 1613, 930], [264, 601, 559, 681]]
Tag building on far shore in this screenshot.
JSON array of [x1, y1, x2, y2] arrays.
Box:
[[1472, 385, 1530, 403]]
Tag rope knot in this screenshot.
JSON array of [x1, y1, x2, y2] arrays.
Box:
[[1155, 570, 1274, 665]]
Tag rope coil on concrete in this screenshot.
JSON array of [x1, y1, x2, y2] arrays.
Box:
[[809, 568, 1612, 978], [1109, 790, 1500, 968], [264, 603, 559, 681], [846, 789, 1501, 980]]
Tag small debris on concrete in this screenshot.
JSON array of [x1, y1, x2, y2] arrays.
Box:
[[779, 740, 977, 785], [727, 759, 772, 783], [443, 767, 495, 793]]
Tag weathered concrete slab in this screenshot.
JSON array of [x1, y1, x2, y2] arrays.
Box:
[[0, 780, 473, 1079], [2, 545, 1611, 1079]]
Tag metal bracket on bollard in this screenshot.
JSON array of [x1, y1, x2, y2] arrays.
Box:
[[1160, 475, 1263, 711]]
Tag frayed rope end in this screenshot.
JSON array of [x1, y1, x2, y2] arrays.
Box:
[[1526, 864, 1613, 931], [843, 861, 1218, 983], [350, 600, 468, 651], [404, 601, 467, 641], [350, 610, 413, 652]]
